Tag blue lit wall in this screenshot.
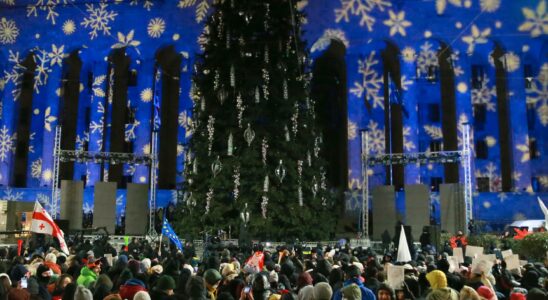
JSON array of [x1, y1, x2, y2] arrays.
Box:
[[0, 0, 547, 227]]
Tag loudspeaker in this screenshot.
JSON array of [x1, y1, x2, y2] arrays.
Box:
[[93, 182, 117, 234], [372, 185, 396, 240], [125, 183, 149, 235], [405, 184, 430, 239], [55, 219, 70, 233], [60, 180, 84, 231], [440, 183, 466, 233]]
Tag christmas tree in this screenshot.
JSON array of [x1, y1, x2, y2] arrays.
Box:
[[176, 0, 337, 240]]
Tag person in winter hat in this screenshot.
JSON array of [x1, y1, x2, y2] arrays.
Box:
[[313, 282, 332, 300], [425, 270, 459, 300], [150, 275, 176, 300], [204, 269, 222, 300], [458, 286, 481, 300], [74, 285, 93, 300], [186, 276, 207, 300], [508, 292, 525, 300], [526, 288, 547, 300], [134, 291, 152, 300], [119, 278, 147, 300], [341, 284, 361, 300], [376, 283, 395, 300], [332, 265, 375, 300], [476, 286, 496, 300], [297, 285, 314, 300], [44, 253, 61, 275], [76, 262, 100, 288]]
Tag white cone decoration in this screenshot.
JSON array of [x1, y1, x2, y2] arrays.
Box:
[[397, 225, 412, 262], [538, 197, 548, 231]]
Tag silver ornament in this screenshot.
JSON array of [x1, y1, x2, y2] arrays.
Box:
[[275, 160, 286, 183], [211, 156, 222, 177], [244, 123, 255, 146]]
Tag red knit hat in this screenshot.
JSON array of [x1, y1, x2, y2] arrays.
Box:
[[509, 292, 526, 300], [477, 286, 496, 300]]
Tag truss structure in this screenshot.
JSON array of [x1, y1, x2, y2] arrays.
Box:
[[361, 123, 473, 237], [52, 126, 159, 237]]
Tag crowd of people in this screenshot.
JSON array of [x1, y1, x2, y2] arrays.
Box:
[[0, 234, 546, 300]]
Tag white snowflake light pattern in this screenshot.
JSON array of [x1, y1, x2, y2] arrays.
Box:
[[125, 120, 140, 142], [402, 126, 415, 151], [462, 25, 491, 54], [140, 88, 153, 102], [472, 75, 497, 111], [311, 29, 349, 53], [179, 111, 194, 138], [44, 107, 57, 132], [424, 125, 443, 140], [526, 63, 548, 126], [26, 0, 72, 25], [47, 44, 65, 67], [383, 10, 411, 37], [112, 30, 141, 52], [76, 132, 89, 151], [366, 120, 385, 154], [518, 0, 547, 38], [2, 188, 23, 201], [148, 18, 165, 38], [62, 20, 76, 35], [178, 0, 210, 23], [81, 4, 118, 40], [489, 51, 520, 73], [480, 0, 500, 13], [0, 125, 15, 162], [31, 159, 42, 179], [335, 0, 391, 31], [350, 51, 384, 109], [92, 75, 106, 97], [417, 41, 439, 75], [401, 47, 416, 63], [348, 120, 357, 140], [0, 17, 19, 44], [475, 162, 501, 192]]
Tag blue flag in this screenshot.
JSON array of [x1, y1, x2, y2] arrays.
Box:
[[162, 217, 183, 251], [152, 68, 162, 132]]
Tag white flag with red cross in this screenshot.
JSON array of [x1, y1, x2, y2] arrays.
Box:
[[30, 202, 69, 255]]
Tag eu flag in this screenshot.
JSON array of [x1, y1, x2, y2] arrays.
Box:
[[162, 217, 183, 251]]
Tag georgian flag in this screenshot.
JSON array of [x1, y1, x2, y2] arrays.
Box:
[[30, 202, 69, 255]]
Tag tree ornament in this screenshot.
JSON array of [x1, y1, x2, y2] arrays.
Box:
[[255, 86, 260, 103], [298, 185, 303, 207], [261, 138, 268, 165], [227, 132, 233, 156], [200, 97, 206, 111], [314, 136, 320, 157], [297, 160, 303, 177], [244, 123, 255, 146], [233, 166, 240, 201], [193, 157, 198, 174], [186, 192, 196, 206], [263, 175, 269, 193], [264, 3, 270, 31], [262, 68, 270, 100], [261, 195, 269, 218], [230, 64, 235, 87], [307, 151, 312, 167], [285, 126, 291, 142], [214, 70, 220, 90], [211, 156, 222, 177], [275, 160, 286, 183], [207, 115, 215, 155], [217, 88, 228, 105], [311, 176, 319, 198], [291, 102, 299, 135], [205, 187, 214, 214], [283, 79, 288, 100], [226, 30, 231, 49], [236, 93, 244, 128], [264, 45, 270, 64]]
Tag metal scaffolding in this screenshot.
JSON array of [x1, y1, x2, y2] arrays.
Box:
[[52, 126, 159, 236], [361, 123, 473, 237]]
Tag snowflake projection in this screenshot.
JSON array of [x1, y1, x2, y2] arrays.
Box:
[[457, 113, 474, 150], [383, 10, 411, 37], [83, 202, 93, 214], [480, 0, 500, 12], [462, 25, 491, 54], [31, 159, 42, 179], [402, 126, 415, 151], [401, 47, 416, 63], [401, 75, 412, 91], [488, 51, 520, 73], [92, 75, 106, 98], [335, 0, 391, 31], [125, 164, 136, 176], [90, 117, 104, 135], [42, 168, 53, 182], [147, 18, 165, 38], [350, 52, 384, 109], [497, 192, 507, 203], [142, 143, 151, 155], [417, 41, 439, 75], [62, 20, 76, 35], [140, 87, 152, 102], [3, 51, 24, 99], [111, 30, 141, 54], [177, 144, 184, 157], [178, 0, 210, 23], [43, 107, 57, 132], [0, 0, 15, 5], [518, 0, 547, 38], [311, 29, 349, 53], [0, 17, 19, 44], [472, 75, 497, 111], [512, 171, 522, 183], [32, 49, 54, 93], [178, 111, 193, 138], [366, 120, 385, 154], [170, 190, 178, 205], [81, 4, 118, 40], [129, 0, 154, 10], [76, 131, 89, 151], [539, 176, 548, 189], [515, 137, 530, 163], [474, 162, 501, 192], [526, 63, 548, 126], [47, 44, 65, 67], [348, 120, 357, 140], [28, 132, 35, 153], [0, 125, 15, 162], [26, 0, 73, 25], [435, 0, 464, 15], [124, 120, 140, 142], [36, 193, 50, 207], [424, 125, 443, 140], [2, 188, 23, 201]]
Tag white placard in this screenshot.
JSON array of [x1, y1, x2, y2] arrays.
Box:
[[447, 256, 459, 273], [479, 254, 497, 263], [505, 254, 520, 271], [466, 245, 484, 258], [105, 253, 113, 266], [501, 249, 513, 258], [453, 247, 464, 263], [520, 260, 528, 266], [470, 258, 493, 275], [387, 264, 405, 289]]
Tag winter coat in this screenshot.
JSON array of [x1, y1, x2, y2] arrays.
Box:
[[77, 267, 98, 288], [332, 278, 375, 300], [426, 288, 459, 300]]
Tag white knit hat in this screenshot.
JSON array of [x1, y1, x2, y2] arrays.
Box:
[[134, 291, 152, 300]]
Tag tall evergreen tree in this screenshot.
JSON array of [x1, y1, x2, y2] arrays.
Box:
[[176, 0, 337, 240]]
